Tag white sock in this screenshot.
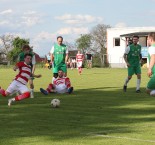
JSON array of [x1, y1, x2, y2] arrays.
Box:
[[136, 79, 141, 90], [30, 89, 34, 96], [124, 78, 129, 86], [150, 90, 155, 96]]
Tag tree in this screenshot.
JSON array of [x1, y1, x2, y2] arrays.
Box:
[[8, 37, 29, 63], [90, 24, 111, 67], [76, 34, 92, 54]]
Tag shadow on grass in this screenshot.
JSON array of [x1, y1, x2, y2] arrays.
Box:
[[0, 87, 155, 144]]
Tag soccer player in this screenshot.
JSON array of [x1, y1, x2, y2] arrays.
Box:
[[18, 44, 36, 98], [0, 54, 41, 106], [50, 36, 68, 82], [123, 35, 142, 93], [76, 50, 84, 75], [40, 70, 73, 95], [86, 51, 93, 69], [146, 32, 155, 96]]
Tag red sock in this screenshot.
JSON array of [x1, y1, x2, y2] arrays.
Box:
[[15, 92, 30, 101], [46, 83, 53, 93], [0, 88, 6, 97]]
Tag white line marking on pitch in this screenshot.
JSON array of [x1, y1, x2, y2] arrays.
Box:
[[92, 134, 155, 143]]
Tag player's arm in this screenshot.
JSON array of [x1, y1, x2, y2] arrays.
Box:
[[123, 46, 130, 67], [13, 62, 20, 71], [147, 54, 155, 77], [32, 74, 42, 78], [50, 46, 54, 63], [31, 53, 36, 74], [65, 47, 69, 63]]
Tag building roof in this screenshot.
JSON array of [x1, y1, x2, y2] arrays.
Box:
[[120, 32, 155, 37]]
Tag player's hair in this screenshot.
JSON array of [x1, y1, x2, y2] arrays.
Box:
[[22, 44, 30, 50], [133, 35, 139, 39], [24, 53, 32, 58], [57, 36, 63, 40], [148, 32, 155, 41]]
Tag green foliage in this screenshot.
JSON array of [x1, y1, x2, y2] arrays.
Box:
[[0, 68, 154, 145], [76, 34, 92, 53], [7, 37, 29, 62]]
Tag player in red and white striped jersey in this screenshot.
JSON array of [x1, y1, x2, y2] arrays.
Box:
[[40, 70, 73, 95], [76, 50, 84, 75], [0, 54, 41, 106]]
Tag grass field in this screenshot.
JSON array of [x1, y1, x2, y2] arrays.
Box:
[[0, 67, 155, 145]]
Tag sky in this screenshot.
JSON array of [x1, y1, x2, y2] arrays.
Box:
[[0, 0, 155, 56]]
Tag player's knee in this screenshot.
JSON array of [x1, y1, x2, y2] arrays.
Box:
[[30, 84, 34, 89]]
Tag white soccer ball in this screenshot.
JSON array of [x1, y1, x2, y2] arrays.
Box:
[[51, 99, 60, 108]]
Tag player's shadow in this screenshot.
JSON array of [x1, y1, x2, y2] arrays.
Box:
[[1, 87, 155, 143]]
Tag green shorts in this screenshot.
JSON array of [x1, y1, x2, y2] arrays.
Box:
[[147, 75, 155, 90], [52, 63, 67, 73], [128, 65, 141, 76]]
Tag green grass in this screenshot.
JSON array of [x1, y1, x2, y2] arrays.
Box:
[[0, 68, 155, 145]]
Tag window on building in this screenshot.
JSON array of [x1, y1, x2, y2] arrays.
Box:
[[114, 38, 120, 46]]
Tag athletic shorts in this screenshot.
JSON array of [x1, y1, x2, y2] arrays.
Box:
[[52, 63, 67, 73], [6, 80, 29, 94], [147, 75, 155, 90], [128, 65, 141, 76], [77, 61, 82, 68]]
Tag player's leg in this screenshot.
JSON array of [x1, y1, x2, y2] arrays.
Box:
[[40, 83, 55, 95], [0, 80, 17, 97], [65, 78, 73, 94], [146, 75, 155, 95], [8, 82, 30, 106], [60, 63, 67, 77], [123, 67, 133, 92], [135, 66, 141, 93], [29, 79, 34, 98]]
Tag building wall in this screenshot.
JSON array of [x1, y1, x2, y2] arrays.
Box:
[[107, 27, 155, 68]]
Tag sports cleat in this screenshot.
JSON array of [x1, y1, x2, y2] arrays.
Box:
[[40, 88, 48, 95], [68, 87, 73, 94], [8, 98, 14, 106], [123, 85, 127, 92], [136, 90, 141, 93]]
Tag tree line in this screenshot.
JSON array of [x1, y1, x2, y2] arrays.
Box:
[[0, 24, 110, 67]]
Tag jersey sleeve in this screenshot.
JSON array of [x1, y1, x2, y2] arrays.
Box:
[[124, 46, 130, 54], [50, 46, 54, 54], [66, 46, 69, 54], [149, 46, 155, 56]]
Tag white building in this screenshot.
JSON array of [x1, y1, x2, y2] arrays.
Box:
[[107, 27, 155, 68]]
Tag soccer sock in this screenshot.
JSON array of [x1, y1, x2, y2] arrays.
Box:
[[124, 78, 129, 86], [46, 83, 53, 93], [0, 88, 6, 97], [136, 79, 141, 90], [30, 89, 34, 95], [15, 92, 30, 101], [150, 90, 155, 96]]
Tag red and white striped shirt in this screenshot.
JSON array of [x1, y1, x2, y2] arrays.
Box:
[[76, 54, 84, 62], [53, 77, 71, 93], [15, 62, 31, 85]]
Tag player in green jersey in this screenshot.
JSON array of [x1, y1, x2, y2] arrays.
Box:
[[146, 32, 155, 96], [123, 35, 142, 93], [18, 45, 36, 98], [50, 36, 68, 82]]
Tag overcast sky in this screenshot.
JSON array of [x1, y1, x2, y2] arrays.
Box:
[[0, 0, 155, 56]]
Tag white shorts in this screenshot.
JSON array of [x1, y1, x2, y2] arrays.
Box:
[[6, 80, 29, 95], [77, 61, 82, 67], [55, 84, 67, 94]]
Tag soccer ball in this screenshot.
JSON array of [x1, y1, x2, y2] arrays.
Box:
[[51, 99, 60, 108]]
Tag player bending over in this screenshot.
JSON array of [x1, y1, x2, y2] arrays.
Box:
[[0, 54, 41, 106], [40, 70, 73, 95]]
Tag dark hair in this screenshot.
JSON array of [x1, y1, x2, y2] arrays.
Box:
[[57, 36, 63, 40], [148, 32, 155, 41], [24, 53, 32, 58], [133, 35, 139, 39], [22, 44, 30, 50]]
